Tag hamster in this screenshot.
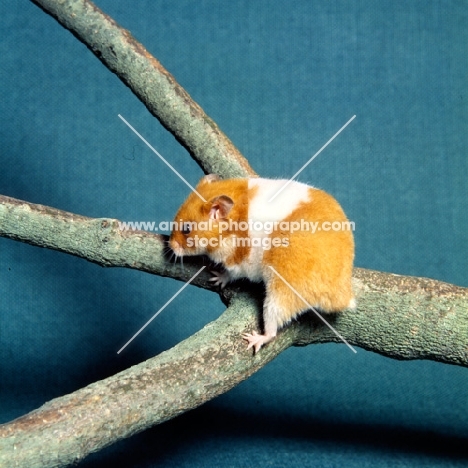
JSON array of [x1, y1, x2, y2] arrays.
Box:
[[169, 174, 355, 352]]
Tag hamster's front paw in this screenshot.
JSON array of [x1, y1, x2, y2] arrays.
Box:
[[208, 270, 230, 289]]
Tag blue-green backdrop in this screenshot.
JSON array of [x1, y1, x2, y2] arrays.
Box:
[[1, 1, 467, 467]]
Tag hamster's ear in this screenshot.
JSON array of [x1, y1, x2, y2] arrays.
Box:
[[200, 174, 221, 185], [209, 195, 234, 220]]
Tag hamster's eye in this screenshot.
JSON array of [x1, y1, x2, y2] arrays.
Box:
[[181, 224, 191, 235]]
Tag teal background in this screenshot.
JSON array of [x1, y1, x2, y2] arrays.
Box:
[[1, 1, 467, 466]]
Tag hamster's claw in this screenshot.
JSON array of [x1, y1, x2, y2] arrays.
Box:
[[209, 270, 230, 289]]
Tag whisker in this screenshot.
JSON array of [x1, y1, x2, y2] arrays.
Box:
[[163, 240, 178, 265], [167, 250, 175, 264]]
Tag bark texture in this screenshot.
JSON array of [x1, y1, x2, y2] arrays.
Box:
[[0, 0, 466, 466], [0, 204, 467, 465], [1, 194, 467, 370]]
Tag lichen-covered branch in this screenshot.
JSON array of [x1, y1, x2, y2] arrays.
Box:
[[0, 292, 283, 467], [1, 195, 467, 466], [1, 1, 465, 466], [1, 194, 467, 368], [0, 194, 213, 288], [311, 268, 468, 367], [0, 201, 467, 466], [30, 0, 256, 179]]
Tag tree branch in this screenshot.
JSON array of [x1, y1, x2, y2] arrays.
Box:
[[0, 194, 210, 288], [1, 196, 467, 466], [1, 194, 467, 368], [1, 0, 466, 466], [30, 0, 256, 179]]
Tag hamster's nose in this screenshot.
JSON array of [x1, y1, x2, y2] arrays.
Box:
[[169, 239, 184, 255]]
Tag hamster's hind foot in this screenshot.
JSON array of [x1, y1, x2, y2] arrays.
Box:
[[242, 330, 275, 353]]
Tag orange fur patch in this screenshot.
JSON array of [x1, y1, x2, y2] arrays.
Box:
[[263, 188, 354, 325]]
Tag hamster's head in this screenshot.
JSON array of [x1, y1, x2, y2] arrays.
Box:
[[169, 174, 243, 261]]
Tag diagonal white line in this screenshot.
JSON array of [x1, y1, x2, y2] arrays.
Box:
[[268, 115, 356, 202], [118, 114, 207, 202], [268, 266, 357, 353], [117, 266, 206, 354]]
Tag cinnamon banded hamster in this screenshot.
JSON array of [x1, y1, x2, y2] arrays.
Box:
[[169, 174, 355, 352]]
